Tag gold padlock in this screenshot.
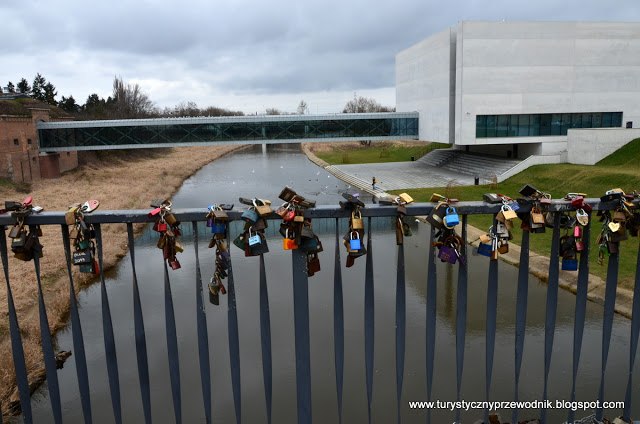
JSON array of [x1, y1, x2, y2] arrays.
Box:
[[164, 212, 177, 226], [399, 193, 414, 204], [351, 210, 364, 230], [429, 193, 444, 202]]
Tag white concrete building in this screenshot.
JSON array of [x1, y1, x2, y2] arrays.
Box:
[[396, 21, 640, 161]]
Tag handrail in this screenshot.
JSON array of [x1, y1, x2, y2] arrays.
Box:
[[0, 199, 633, 226]]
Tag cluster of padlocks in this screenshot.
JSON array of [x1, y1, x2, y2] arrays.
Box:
[[474, 186, 640, 270], [67, 200, 100, 273], [6, 196, 44, 261], [423, 193, 466, 265]]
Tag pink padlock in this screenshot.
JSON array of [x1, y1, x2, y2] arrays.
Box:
[[574, 226, 582, 238], [575, 241, 585, 251]]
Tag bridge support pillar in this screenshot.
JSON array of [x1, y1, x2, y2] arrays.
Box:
[[262, 143, 267, 154]]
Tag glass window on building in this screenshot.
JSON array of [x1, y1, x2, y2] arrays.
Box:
[[529, 115, 540, 136], [582, 113, 592, 128], [509, 115, 518, 137], [539, 114, 551, 136], [518, 115, 530, 136], [551, 114, 562, 135], [602, 113, 612, 127], [486, 115, 497, 137], [497, 115, 509, 137]]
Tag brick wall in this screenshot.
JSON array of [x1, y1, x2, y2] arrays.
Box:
[[0, 105, 78, 182]]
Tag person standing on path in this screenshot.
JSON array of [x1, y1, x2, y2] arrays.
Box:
[[372, 176, 377, 190]]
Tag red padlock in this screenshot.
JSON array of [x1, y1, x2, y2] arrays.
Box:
[[571, 196, 584, 208], [283, 210, 296, 222], [170, 260, 181, 270], [22, 196, 33, 206], [576, 240, 585, 251], [148, 207, 162, 218]]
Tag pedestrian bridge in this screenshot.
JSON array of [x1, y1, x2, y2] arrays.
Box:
[[36, 112, 419, 151]]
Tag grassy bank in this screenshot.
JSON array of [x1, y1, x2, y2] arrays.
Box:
[[390, 138, 640, 289], [312, 140, 448, 164], [0, 144, 246, 417]]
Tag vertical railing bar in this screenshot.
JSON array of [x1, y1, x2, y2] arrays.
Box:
[[364, 216, 374, 424], [540, 212, 561, 423], [426, 225, 436, 424], [333, 218, 344, 424], [0, 227, 32, 423], [127, 223, 151, 424], [455, 215, 468, 424], [623, 237, 640, 422], [30, 225, 63, 424], [191, 222, 211, 424], [567, 213, 591, 424], [512, 227, 530, 424], [61, 224, 92, 424], [395, 240, 406, 424], [162, 260, 182, 423], [226, 226, 242, 424], [596, 247, 620, 420], [292, 247, 311, 423], [484, 215, 498, 424], [94, 224, 122, 424], [259, 254, 273, 424]]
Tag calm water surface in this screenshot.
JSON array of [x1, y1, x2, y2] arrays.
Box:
[[26, 144, 639, 423]]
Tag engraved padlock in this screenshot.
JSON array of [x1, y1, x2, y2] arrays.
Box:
[[351, 210, 364, 230]]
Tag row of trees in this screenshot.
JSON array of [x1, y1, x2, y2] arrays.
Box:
[[5, 74, 394, 120]]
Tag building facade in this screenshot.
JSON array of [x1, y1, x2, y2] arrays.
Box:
[[396, 21, 640, 159], [0, 94, 77, 182]]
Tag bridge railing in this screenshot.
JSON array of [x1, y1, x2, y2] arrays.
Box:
[[0, 200, 639, 424]]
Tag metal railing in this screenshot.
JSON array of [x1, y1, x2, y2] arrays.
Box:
[[0, 200, 639, 424]]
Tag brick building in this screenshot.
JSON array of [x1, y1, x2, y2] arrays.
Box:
[[0, 93, 78, 182]]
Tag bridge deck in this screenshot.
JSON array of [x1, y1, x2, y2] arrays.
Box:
[[36, 112, 419, 151]]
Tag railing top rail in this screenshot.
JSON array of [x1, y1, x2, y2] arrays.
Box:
[[0, 199, 634, 226]]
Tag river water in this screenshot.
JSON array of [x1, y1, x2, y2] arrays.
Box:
[[26, 144, 639, 423]]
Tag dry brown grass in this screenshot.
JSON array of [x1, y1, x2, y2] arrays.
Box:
[[0, 144, 246, 418]]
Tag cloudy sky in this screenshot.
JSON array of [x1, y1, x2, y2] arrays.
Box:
[[2, 0, 640, 114]]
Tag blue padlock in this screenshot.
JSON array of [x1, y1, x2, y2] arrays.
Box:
[[349, 232, 361, 250], [211, 222, 226, 234], [476, 242, 492, 257], [444, 207, 459, 228], [241, 208, 259, 224]]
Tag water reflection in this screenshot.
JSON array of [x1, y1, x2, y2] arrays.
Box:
[[24, 145, 639, 423]]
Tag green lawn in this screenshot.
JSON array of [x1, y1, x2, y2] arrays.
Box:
[[315, 142, 449, 165], [390, 138, 640, 289]]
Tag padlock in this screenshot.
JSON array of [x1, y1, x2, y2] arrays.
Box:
[[574, 226, 582, 238], [255, 199, 273, 217], [8, 222, 22, 239], [398, 193, 413, 204], [497, 240, 509, 254], [156, 219, 168, 232], [211, 222, 226, 234], [531, 207, 546, 224], [283, 229, 298, 250], [501, 204, 518, 221], [562, 256, 578, 271], [540, 194, 552, 206], [444, 207, 459, 228], [294, 211, 305, 223], [241, 207, 259, 224], [170, 260, 181, 270], [248, 229, 261, 246], [73, 248, 93, 265], [426, 202, 447, 229], [307, 252, 321, 275], [164, 212, 176, 226], [283, 209, 296, 222], [349, 231, 362, 250], [575, 240, 585, 251], [437, 237, 459, 264], [477, 243, 492, 257], [275, 202, 290, 217], [351, 210, 364, 229], [300, 222, 314, 239], [614, 208, 627, 222], [576, 209, 589, 226], [249, 233, 269, 256]]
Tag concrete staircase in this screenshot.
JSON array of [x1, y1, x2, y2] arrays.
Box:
[[416, 149, 462, 167], [440, 153, 521, 178]]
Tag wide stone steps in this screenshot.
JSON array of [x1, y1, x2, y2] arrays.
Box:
[[416, 149, 461, 167], [442, 154, 521, 177]]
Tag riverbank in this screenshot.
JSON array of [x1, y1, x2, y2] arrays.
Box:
[[0, 144, 247, 417], [301, 142, 636, 319]]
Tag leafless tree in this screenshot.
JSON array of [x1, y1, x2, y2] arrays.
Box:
[[296, 100, 308, 114], [111, 75, 157, 118], [342, 94, 395, 113]]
